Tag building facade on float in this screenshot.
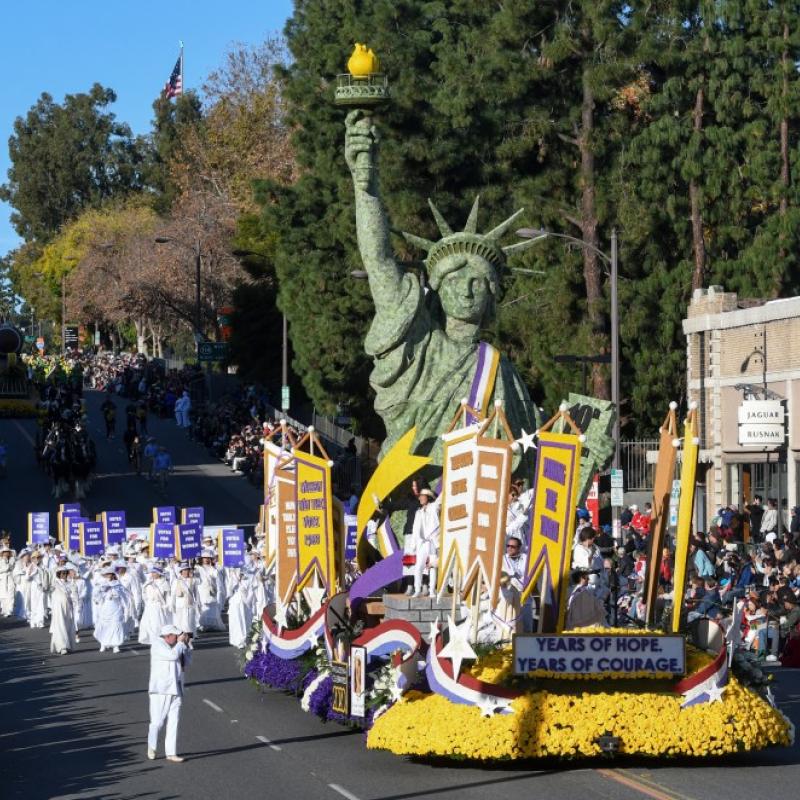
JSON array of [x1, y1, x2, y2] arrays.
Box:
[[683, 286, 799, 534]]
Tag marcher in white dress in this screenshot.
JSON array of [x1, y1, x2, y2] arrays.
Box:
[[171, 564, 199, 637], [49, 568, 77, 655], [197, 553, 225, 631], [139, 567, 172, 645], [0, 545, 16, 616], [228, 570, 254, 648], [27, 553, 51, 628], [93, 569, 127, 652], [68, 566, 92, 635], [13, 550, 31, 620]]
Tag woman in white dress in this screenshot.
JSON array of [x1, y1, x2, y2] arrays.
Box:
[[115, 562, 138, 638], [27, 551, 51, 628], [13, 549, 31, 620], [139, 566, 172, 645], [49, 566, 77, 655], [228, 569, 254, 648], [67, 565, 92, 638], [93, 568, 126, 653], [197, 552, 225, 631], [0, 545, 16, 617], [171, 562, 199, 638]]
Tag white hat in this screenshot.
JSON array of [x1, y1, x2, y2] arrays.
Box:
[[178, 561, 191, 571], [101, 567, 116, 576], [200, 549, 215, 559], [159, 624, 182, 637], [419, 488, 436, 500]]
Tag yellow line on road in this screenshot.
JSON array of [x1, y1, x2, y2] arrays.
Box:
[[596, 769, 695, 800]]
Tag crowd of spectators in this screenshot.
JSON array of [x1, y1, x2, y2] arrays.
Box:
[[563, 498, 800, 665]]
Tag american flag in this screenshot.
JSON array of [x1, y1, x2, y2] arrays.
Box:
[[163, 55, 182, 99]]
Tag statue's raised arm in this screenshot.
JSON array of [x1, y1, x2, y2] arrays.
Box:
[[345, 109, 404, 306]]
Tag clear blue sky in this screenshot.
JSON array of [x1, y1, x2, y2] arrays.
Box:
[[0, 0, 294, 257]]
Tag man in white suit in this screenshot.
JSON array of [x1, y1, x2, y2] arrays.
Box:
[[147, 624, 191, 762]]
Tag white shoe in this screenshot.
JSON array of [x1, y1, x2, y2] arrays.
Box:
[[766, 654, 779, 663], [113, 646, 120, 653], [75, 636, 80, 643], [404, 586, 414, 596], [165, 755, 184, 763], [147, 748, 156, 760], [99, 646, 106, 653], [59, 649, 68, 655], [421, 587, 430, 597], [412, 591, 424, 598]]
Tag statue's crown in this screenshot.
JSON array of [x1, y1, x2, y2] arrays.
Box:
[[401, 197, 537, 288]]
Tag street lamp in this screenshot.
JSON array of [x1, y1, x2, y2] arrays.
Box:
[[155, 236, 203, 343], [516, 227, 621, 472]]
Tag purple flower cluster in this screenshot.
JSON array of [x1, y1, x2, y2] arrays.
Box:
[[305, 675, 349, 723], [244, 648, 311, 693]]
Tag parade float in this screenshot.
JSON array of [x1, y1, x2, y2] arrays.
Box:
[[242, 46, 793, 762]]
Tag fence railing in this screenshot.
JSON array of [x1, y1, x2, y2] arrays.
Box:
[[620, 439, 659, 491]]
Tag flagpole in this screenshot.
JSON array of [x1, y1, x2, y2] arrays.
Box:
[[179, 40, 184, 94]]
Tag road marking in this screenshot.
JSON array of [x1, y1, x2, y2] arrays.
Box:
[[596, 769, 690, 800], [13, 421, 35, 446], [203, 698, 223, 713], [256, 735, 281, 752], [328, 784, 360, 800]]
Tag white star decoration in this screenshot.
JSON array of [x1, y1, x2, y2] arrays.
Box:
[[515, 428, 537, 453], [706, 681, 726, 703], [273, 602, 289, 632], [303, 585, 326, 615], [478, 697, 500, 717], [438, 614, 478, 679]]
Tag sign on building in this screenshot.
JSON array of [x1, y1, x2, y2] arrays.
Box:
[[737, 401, 785, 446]]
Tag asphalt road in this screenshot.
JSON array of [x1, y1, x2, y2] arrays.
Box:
[[1, 391, 800, 800]]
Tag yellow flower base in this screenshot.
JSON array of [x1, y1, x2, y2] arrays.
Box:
[[368, 638, 792, 761], [368, 679, 791, 760]]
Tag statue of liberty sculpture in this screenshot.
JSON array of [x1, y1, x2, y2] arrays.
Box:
[[345, 109, 541, 470]]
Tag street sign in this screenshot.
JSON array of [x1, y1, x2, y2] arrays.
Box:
[[610, 487, 624, 507], [197, 341, 229, 362], [281, 384, 290, 411], [668, 479, 681, 527], [63, 325, 79, 349], [610, 468, 624, 489], [24, 335, 35, 343]]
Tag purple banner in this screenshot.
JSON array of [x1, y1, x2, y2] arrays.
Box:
[[177, 523, 202, 560], [80, 521, 105, 557], [182, 506, 204, 529], [28, 512, 50, 545], [102, 511, 126, 546], [68, 517, 89, 551], [152, 523, 176, 559], [221, 528, 245, 568], [153, 506, 177, 525]]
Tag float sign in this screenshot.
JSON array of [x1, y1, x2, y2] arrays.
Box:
[[513, 633, 686, 677], [331, 660, 350, 715]]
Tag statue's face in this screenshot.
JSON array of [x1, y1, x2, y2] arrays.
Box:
[[437, 255, 495, 324]]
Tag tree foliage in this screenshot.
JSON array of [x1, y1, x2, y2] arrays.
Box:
[[0, 83, 146, 243]]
